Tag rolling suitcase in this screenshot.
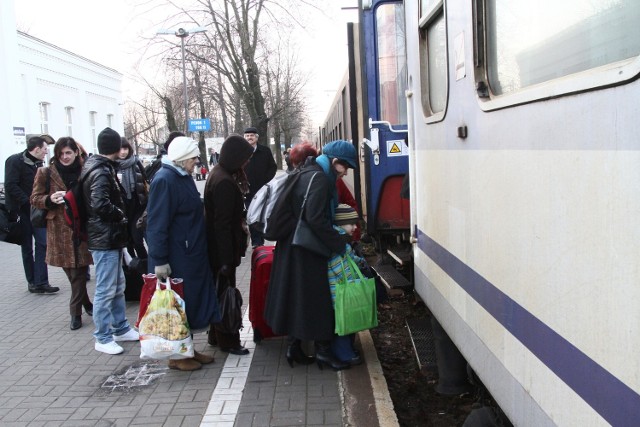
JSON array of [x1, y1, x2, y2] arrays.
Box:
[[249, 245, 279, 342]]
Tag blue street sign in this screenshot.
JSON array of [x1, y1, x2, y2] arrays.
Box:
[[188, 118, 211, 132]]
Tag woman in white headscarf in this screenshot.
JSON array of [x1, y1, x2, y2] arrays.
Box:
[[146, 137, 221, 371]]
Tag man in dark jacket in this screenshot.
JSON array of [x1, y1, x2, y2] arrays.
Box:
[[4, 136, 58, 294], [82, 127, 138, 355], [243, 127, 277, 247]]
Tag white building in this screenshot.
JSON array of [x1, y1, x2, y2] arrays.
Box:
[[1, 1, 123, 179]]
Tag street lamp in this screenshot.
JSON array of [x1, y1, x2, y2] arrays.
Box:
[[156, 27, 207, 133]]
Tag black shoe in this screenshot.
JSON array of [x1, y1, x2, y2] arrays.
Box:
[[207, 328, 217, 346], [30, 284, 60, 294], [70, 315, 82, 330], [315, 341, 350, 371], [221, 346, 249, 356], [347, 355, 363, 366], [84, 304, 93, 316], [286, 339, 315, 368]]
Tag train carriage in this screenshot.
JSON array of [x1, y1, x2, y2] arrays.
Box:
[[407, 0, 640, 425], [324, 0, 640, 425]]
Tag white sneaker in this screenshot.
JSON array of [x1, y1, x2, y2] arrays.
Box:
[[113, 328, 139, 342], [95, 341, 124, 355]]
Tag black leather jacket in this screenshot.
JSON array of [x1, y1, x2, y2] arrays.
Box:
[[81, 155, 128, 250]]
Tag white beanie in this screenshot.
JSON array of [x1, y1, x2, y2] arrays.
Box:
[[168, 137, 199, 162]]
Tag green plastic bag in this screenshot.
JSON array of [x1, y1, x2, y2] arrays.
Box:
[[334, 255, 378, 336]]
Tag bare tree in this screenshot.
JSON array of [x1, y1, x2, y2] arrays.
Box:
[[263, 34, 308, 167]]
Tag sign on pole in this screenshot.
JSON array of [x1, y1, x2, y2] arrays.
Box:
[[188, 118, 211, 132]]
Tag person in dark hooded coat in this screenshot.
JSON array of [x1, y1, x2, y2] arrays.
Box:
[[204, 135, 254, 355], [264, 140, 358, 371], [146, 136, 220, 371]]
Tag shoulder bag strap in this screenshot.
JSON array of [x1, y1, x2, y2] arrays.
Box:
[[298, 172, 319, 221]]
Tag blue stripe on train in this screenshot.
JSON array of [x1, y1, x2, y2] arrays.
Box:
[[417, 228, 639, 426]]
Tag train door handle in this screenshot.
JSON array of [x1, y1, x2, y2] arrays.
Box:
[[363, 128, 381, 165]]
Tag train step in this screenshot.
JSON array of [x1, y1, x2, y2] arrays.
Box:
[[386, 248, 412, 266], [372, 264, 412, 289], [406, 316, 437, 369]]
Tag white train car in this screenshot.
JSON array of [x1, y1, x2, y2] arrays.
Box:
[[403, 0, 640, 425]]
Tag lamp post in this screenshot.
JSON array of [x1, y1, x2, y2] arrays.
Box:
[[156, 27, 207, 133]]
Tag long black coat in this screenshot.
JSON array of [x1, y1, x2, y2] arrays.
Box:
[[264, 164, 345, 341], [244, 144, 277, 201], [204, 135, 253, 275]]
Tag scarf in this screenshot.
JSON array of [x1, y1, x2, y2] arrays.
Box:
[[233, 168, 250, 195], [53, 158, 81, 189], [314, 154, 338, 220], [117, 156, 138, 199]]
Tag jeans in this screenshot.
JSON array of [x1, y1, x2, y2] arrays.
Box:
[[90, 249, 131, 344], [19, 207, 48, 286], [332, 334, 357, 362]]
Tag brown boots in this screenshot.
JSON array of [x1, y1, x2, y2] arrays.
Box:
[[193, 350, 215, 364], [168, 351, 215, 371]]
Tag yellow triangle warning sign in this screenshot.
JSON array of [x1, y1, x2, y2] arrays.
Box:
[[389, 143, 401, 153]]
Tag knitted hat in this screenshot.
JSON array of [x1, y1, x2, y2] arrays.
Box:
[[164, 131, 185, 151], [168, 137, 199, 162], [334, 203, 358, 225], [322, 140, 357, 168], [97, 127, 122, 155]]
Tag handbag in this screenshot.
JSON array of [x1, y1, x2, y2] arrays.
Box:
[[30, 168, 51, 228], [0, 206, 23, 245], [136, 274, 185, 327], [291, 172, 332, 258], [139, 276, 194, 360], [334, 255, 378, 336], [215, 274, 243, 334]]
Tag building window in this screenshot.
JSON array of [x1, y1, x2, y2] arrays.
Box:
[[39, 102, 49, 134], [65, 106, 74, 136], [107, 114, 114, 128]]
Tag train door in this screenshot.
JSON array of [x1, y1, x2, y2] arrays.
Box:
[[359, 0, 410, 247]]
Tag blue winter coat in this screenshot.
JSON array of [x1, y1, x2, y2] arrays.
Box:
[[146, 161, 221, 330]]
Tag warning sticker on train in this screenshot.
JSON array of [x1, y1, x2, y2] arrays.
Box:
[[387, 139, 408, 157]]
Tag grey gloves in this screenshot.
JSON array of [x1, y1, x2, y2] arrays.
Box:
[[155, 263, 171, 281]]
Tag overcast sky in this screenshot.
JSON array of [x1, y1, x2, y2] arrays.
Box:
[[14, 0, 357, 126]]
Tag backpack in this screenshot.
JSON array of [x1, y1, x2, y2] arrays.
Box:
[[246, 173, 288, 234], [263, 169, 303, 242], [144, 157, 163, 182]]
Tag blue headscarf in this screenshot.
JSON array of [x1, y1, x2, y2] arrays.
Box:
[[314, 140, 357, 219]]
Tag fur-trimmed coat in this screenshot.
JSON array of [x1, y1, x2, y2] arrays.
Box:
[[30, 164, 92, 268]]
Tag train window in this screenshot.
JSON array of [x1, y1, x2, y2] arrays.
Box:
[[419, 1, 447, 119], [485, 0, 640, 97], [376, 2, 407, 125]]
